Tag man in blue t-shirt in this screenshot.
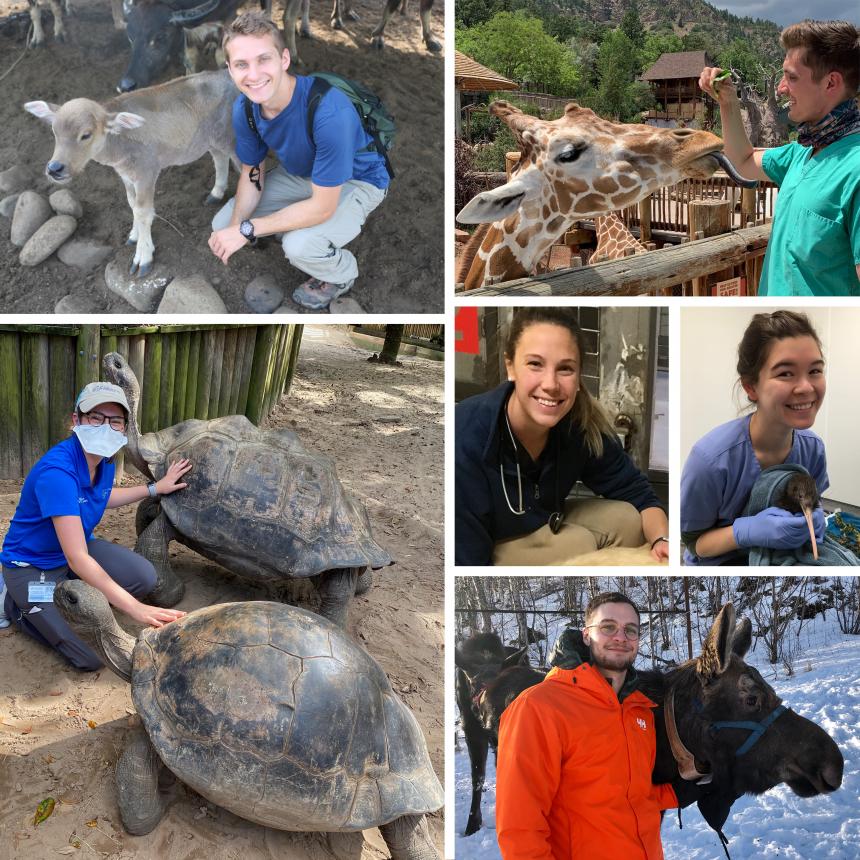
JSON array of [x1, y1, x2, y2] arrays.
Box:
[[699, 20, 860, 297], [208, 11, 389, 310]]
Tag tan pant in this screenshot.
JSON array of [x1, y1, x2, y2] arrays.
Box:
[[493, 498, 645, 566]]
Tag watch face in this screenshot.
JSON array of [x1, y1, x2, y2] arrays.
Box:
[[241, 220, 253, 239]]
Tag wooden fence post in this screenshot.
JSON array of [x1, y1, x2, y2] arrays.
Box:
[[283, 325, 303, 396], [246, 326, 279, 425], [75, 325, 100, 392], [207, 328, 226, 419], [21, 334, 50, 475], [142, 334, 162, 434], [48, 334, 75, 451], [185, 330, 201, 419], [0, 331, 22, 479], [173, 331, 190, 423], [639, 197, 652, 244]]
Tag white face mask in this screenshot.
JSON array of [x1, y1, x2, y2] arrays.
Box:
[[72, 424, 128, 459]]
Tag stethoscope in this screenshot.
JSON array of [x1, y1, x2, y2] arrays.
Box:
[[499, 401, 566, 534]]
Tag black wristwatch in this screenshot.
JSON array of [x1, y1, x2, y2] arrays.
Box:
[[239, 219, 256, 243]]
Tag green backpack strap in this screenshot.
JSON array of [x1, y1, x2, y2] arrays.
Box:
[[306, 73, 395, 180]]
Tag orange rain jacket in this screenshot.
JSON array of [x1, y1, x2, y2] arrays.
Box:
[[496, 663, 678, 860]]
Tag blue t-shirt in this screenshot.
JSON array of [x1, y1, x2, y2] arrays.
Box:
[[680, 415, 828, 565], [232, 75, 390, 190], [0, 436, 115, 569]]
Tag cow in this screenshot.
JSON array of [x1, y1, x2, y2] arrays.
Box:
[[455, 632, 545, 836], [370, 0, 440, 53], [465, 606, 844, 855], [27, 0, 128, 46], [24, 70, 237, 276]]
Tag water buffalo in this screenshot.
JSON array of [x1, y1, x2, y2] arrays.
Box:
[[24, 70, 237, 276], [455, 632, 544, 836]]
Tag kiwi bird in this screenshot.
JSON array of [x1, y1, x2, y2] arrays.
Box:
[[777, 473, 821, 560]]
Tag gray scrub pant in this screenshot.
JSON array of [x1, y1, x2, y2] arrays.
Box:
[[211, 165, 386, 284], [2, 539, 157, 671]]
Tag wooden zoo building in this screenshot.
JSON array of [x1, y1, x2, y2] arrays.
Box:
[[640, 51, 715, 126], [0, 324, 303, 480]]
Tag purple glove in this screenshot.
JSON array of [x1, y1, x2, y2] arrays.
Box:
[[733, 507, 813, 550]]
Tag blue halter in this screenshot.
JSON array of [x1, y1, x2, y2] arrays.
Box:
[[709, 704, 788, 756]]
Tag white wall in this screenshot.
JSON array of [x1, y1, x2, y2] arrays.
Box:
[[681, 307, 860, 507]]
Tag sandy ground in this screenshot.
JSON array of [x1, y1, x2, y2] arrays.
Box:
[[0, 0, 444, 313], [0, 326, 444, 860]]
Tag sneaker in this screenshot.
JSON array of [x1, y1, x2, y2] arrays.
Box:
[[292, 277, 355, 310]]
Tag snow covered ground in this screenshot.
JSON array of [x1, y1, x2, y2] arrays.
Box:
[[453, 594, 860, 860]]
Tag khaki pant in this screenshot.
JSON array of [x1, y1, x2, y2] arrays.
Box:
[[493, 498, 645, 566]]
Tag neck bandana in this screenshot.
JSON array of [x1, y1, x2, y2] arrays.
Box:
[[797, 97, 860, 150]]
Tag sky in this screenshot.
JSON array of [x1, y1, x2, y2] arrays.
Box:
[[453, 585, 860, 859], [708, 1, 860, 28]]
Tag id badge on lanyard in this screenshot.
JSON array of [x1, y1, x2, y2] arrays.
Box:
[[28, 571, 55, 603]]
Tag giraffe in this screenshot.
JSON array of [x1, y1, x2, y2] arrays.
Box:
[[590, 212, 648, 264], [456, 100, 737, 291]]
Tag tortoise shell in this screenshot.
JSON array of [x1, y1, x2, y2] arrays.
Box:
[[137, 415, 391, 579], [131, 601, 443, 831]]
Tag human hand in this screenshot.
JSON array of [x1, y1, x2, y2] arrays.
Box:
[[698, 67, 739, 107], [812, 508, 826, 543], [128, 601, 186, 628], [651, 537, 670, 562], [733, 507, 812, 550], [208, 225, 248, 265], [156, 459, 192, 496]]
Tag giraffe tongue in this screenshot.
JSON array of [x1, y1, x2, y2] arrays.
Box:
[[711, 152, 759, 188]]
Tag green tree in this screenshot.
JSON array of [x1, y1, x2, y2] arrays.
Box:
[[596, 29, 638, 120], [718, 38, 761, 89], [456, 12, 579, 96], [620, 0, 645, 51], [640, 31, 684, 72]]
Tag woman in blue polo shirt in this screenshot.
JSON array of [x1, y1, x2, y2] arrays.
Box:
[[1, 381, 191, 670], [455, 308, 670, 566], [681, 310, 828, 565]]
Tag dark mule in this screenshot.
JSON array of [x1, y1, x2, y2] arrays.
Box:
[[454, 632, 544, 836]]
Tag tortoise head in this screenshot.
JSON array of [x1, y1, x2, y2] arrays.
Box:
[[102, 351, 151, 479], [54, 580, 135, 683]]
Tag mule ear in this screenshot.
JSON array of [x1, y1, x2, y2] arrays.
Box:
[[731, 616, 752, 659], [502, 645, 529, 670], [697, 603, 737, 682]]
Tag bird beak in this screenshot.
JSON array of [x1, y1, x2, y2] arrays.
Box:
[[803, 506, 818, 561]]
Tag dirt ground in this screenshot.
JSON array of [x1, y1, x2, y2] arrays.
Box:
[[0, 326, 444, 860], [0, 0, 444, 313]]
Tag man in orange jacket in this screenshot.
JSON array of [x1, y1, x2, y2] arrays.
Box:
[[496, 592, 678, 859]]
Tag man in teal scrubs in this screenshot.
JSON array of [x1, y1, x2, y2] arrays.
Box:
[[700, 20, 860, 297]]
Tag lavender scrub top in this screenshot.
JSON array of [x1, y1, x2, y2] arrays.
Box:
[[681, 414, 828, 565]]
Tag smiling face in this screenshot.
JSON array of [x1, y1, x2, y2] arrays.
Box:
[[776, 48, 844, 124], [582, 601, 640, 674], [226, 33, 291, 107], [504, 322, 580, 444], [743, 335, 825, 431]]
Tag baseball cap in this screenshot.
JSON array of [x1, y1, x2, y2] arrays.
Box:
[[75, 381, 131, 415]]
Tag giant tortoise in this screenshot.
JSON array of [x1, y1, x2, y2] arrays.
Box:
[[103, 351, 391, 625], [54, 579, 442, 858]]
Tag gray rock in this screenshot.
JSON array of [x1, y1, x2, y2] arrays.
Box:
[[49, 189, 83, 218], [0, 194, 20, 218], [0, 165, 29, 194], [244, 274, 284, 313], [54, 293, 104, 314], [329, 296, 365, 314], [11, 191, 53, 247], [58, 239, 112, 270], [105, 259, 171, 312], [19, 215, 78, 266], [158, 275, 227, 313]]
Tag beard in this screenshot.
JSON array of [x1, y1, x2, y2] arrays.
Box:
[[589, 642, 636, 673]]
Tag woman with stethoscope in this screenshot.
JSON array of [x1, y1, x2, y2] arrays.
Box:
[[0, 381, 191, 669], [455, 308, 670, 566]]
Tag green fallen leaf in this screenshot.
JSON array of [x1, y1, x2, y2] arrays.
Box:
[[33, 797, 55, 825]]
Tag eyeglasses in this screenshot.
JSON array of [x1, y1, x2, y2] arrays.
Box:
[[83, 410, 127, 431], [585, 621, 640, 640]]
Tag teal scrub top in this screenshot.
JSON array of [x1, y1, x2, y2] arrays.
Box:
[[759, 134, 860, 296]]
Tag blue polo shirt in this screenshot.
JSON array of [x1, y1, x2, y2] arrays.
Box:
[[0, 436, 115, 569], [233, 74, 390, 190]]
